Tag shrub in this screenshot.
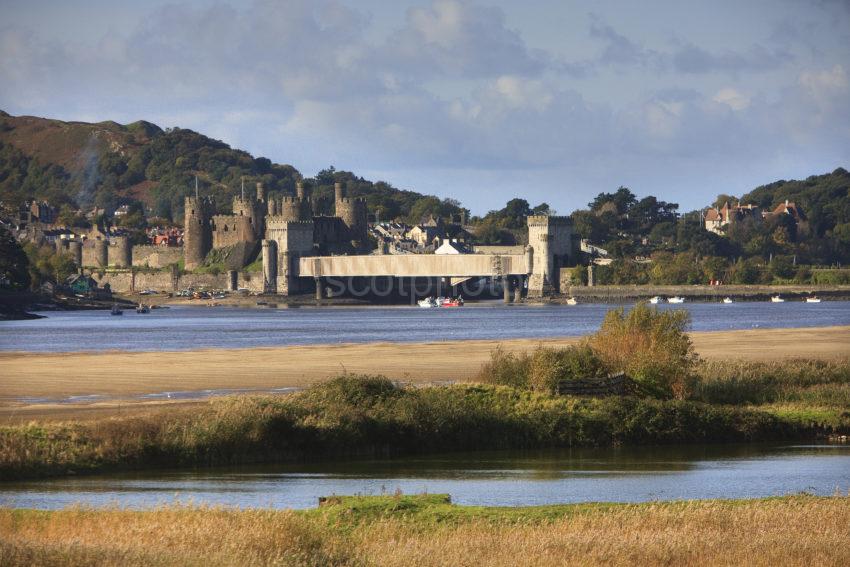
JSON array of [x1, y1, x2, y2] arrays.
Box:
[[476, 345, 531, 388], [527, 345, 607, 393], [586, 303, 696, 399]]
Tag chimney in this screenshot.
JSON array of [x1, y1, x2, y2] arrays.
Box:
[[296, 181, 305, 200], [334, 182, 345, 202], [256, 182, 266, 203]]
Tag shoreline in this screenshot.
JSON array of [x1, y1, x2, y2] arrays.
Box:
[[0, 325, 847, 422]]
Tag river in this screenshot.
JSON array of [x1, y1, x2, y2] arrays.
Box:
[[2, 444, 848, 510], [1, 300, 849, 352]]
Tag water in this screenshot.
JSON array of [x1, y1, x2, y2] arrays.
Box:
[[2, 301, 848, 353], [2, 444, 848, 510]]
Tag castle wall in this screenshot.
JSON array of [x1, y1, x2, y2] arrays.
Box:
[[81, 239, 108, 268], [132, 245, 183, 268]]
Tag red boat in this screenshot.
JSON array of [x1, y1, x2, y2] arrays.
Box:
[[439, 297, 464, 307]]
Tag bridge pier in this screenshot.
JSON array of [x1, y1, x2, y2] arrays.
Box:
[[503, 276, 514, 303], [315, 277, 325, 301], [514, 275, 524, 302]]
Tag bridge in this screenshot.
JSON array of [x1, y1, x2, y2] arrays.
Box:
[[264, 215, 576, 299]]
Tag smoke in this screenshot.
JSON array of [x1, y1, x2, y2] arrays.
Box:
[[74, 134, 101, 209]]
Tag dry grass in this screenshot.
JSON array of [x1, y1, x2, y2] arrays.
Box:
[[1, 496, 849, 566]]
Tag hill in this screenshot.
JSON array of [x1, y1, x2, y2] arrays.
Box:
[[0, 111, 465, 224]]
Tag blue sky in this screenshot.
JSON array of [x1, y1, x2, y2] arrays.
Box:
[[2, 0, 849, 214]]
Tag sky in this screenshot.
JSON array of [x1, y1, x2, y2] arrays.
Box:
[[1, 0, 849, 215]]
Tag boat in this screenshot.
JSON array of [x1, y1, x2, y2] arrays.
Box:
[[805, 297, 822, 303], [770, 295, 784, 303], [135, 304, 150, 314], [110, 304, 123, 316], [566, 297, 578, 306], [722, 297, 733, 304], [667, 296, 685, 304], [649, 296, 661, 304], [418, 297, 438, 308], [440, 297, 464, 307]]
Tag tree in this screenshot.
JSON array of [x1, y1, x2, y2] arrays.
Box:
[[588, 186, 637, 215], [0, 228, 30, 290]]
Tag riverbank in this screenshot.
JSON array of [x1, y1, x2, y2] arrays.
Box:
[[1, 325, 847, 422], [2, 494, 848, 566], [558, 283, 850, 302], [3, 371, 848, 481]]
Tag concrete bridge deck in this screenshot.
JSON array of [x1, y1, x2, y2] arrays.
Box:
[[299, 254, 530, 278]]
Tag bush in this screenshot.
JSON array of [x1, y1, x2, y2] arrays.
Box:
[[527, 345, 607, 393], [476, 345, 531, 388], [586, 303, 696, 399]]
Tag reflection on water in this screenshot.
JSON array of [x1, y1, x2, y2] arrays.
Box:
[[2, 444, 848, 510], [2, 301, 849, 352]]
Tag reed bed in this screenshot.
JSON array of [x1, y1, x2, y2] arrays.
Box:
[[1, 495, 849, 566], [0, 376, 813, 480]]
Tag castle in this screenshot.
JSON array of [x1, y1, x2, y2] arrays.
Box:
[[184, 180, 369, 291]]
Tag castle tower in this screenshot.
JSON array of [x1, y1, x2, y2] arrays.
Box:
[[67, 240, 83, 267], [93, 239, 108, 268], [256, 182, 266, 204], [110, 236, 132, 268], [334, 181, 368, 247], [526, 215, 575, 297], [296, 181, 306, 200], [262, 239, 277, 293], [184, 196, 214, 270]]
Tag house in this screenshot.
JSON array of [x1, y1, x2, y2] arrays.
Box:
[[435, 239, 471, 255], [65, 274, 99, 295], [407, 225, 441, 247], [704, 202, 761, 235], [764, 200, 805, 223]]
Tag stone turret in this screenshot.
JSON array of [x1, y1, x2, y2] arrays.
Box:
[[334, 181, 368, 247], [526, 215, 575, 297], [110, 236, 132, 268], [256, 182, 266, 204], [184, 196, 215, 270]]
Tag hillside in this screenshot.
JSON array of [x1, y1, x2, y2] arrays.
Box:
[[0, 111, 465, 223]]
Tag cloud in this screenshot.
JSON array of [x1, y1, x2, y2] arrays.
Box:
[[377, 0, 546, 79]]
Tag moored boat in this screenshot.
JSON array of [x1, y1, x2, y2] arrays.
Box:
[[418, 297, 438, 308], [110, 304, 123, 316], [135, 304, 150, 314], [566, 297, 578, 305], [649, 296, 661, 304], [722, 297, 733, 304], [440, 297, 464, 307], [667, 296, 685, 304], [771, 295, 785, 303], [806, 297, 822, 303]]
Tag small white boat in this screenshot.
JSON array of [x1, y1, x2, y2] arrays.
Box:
[[667, 296, 685, 304], [566, 297, 578, 305], [722, 297, 733, 304], [418, 297, 438, 308], [805, 297, 822, 303], [649, 296, 661, 304], [770, 295, 784, 303]]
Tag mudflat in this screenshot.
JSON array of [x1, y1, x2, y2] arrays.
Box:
[[1, 325, 847, 422]]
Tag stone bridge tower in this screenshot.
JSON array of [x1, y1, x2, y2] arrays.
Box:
[[526, 215, 576, 296]]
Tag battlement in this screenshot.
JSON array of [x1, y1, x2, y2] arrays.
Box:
[[527, 215, 571, 227], [266, 216, 315, 229], [279, 196, 311, 204], [185, 196, 216, 217], [336, 196, 367, 205]]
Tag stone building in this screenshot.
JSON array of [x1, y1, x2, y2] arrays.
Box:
[[526, 215, 576, 296]]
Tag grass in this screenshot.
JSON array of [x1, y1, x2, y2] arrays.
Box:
[[2, 494, 849, 566], [0, 375, 834, 481]]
